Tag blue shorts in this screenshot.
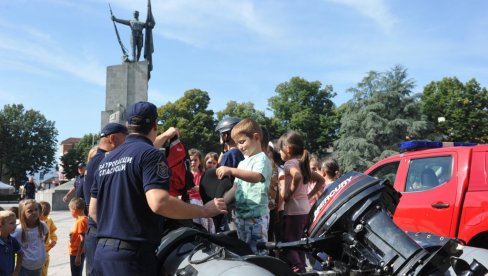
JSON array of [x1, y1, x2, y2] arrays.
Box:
[[236, 214, 269, 255]]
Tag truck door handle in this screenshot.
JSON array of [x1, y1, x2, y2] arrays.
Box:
[[432, 203, 450, 209]]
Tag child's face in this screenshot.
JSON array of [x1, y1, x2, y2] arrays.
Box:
[[205, 158, 217, 170], [235, 133, 261, 157], [310, 160, 320, 173], [69, 206, 77, 218], [23, 203, 40, 224], [280, 146, 291, 161], [1, 216, 17, 235], [39, 212, 47, 221], [190, 155, 201, 170]]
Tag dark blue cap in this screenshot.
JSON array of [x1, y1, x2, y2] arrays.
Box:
[[100, 123, 129, 138], [126, 101, 158, 126], [78, 162, 86, 168]]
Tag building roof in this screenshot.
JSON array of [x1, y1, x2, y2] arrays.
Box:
[[60, 137, 81, 145]]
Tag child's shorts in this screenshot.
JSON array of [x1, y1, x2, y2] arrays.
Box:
[[235, 214, 269, 255]]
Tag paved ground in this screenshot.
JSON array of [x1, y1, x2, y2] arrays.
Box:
[[1, 203, 73, 276]]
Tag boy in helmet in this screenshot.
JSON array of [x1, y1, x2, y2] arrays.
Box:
[[216, 117, 245, 168], [214, 117, 244, 231]]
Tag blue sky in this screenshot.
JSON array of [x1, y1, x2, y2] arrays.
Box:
[[1, 0, 487, 145]]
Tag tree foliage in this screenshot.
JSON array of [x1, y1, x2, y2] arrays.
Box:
[[0, 104, 58, 183], [335, 65, 431, 172], [268, 77, 339, 156], [60, 133, 99, 179], [157, 89, 219, 153], [421, 77, 488, 143]]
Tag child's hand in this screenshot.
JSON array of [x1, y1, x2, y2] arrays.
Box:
[[75, 255, 81, 266], [48, 240, 56, 250], [216, 166, 232, 179]]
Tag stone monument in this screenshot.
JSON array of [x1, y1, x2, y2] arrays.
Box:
[[101, 0, 155, 128]]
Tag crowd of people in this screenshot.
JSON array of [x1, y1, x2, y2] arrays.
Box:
[[0, 100, 340, 276]]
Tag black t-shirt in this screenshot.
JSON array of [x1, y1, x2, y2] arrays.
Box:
[[24, 181, 36, 199]]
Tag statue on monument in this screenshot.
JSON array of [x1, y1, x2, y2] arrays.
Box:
[[109, 0, 155, 73]]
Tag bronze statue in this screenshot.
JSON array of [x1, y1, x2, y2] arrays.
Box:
[[109, 1, 155, 73]]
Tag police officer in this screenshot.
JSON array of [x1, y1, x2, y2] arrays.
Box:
[[63, 163, 86, 203], [89, 101, 226, 275], [83, 123, 128, 275]]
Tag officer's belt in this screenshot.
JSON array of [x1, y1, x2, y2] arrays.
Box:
[[98, 238, 139, 251]]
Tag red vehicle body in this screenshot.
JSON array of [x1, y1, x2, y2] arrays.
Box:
[[364, 143, 488, 248]]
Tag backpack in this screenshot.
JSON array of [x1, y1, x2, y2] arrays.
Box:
[[165, 138, 195, 202]]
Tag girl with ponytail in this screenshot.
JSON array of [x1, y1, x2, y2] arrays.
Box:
[[278, 130, 324, 272]]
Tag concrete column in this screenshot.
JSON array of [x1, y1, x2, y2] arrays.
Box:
[[101, 61, 149, 128]]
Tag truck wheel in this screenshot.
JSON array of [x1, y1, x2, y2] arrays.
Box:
[[468, 234, 488, 250]]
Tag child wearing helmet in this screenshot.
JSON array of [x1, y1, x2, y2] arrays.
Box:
[[214, 117, 244, 232], [215, 117, 245, 168]]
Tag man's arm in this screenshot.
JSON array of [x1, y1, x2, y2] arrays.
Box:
[[112, 16, 131, 26], [145, 188, 226, 219], [223, 184, 237, 205], [88, 197, 97, 223], [153, 127, 179, 149], [63, 186, 76, 203]]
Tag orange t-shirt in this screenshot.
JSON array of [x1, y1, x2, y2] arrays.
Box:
[[68, 216, 88, 256]]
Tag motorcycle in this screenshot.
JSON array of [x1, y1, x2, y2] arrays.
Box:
[[156, 171, 488, 275]]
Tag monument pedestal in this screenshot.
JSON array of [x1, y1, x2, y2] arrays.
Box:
[[101, 61, 149, 128]]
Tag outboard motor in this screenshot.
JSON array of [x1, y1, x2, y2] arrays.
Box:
[[306, 171, 459, 275]]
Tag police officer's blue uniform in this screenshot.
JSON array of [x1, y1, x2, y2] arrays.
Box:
[[218, 148, 244, 231], [74, 174, 85, 199], [220, 148, 244, 168], [83, 148, 106, 275], [91, 134, 170, 276]]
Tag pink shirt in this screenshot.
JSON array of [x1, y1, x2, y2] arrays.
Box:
[[284, 159, 311, 215], [188, 171, 203, 200]]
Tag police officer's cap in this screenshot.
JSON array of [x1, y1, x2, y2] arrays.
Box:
[[127, 101, 158, 126], [78, 162, 86, 168], [100, 123, 128, 138], [215, 117, 241, 134]]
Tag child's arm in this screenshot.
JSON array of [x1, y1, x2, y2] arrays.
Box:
[[285, 166, 302, 202], [75, 234, 85, 266], [307, 171, 326, 201], [48, 219, 58, 250], [217, 166, 263, 183], [13, 250, 23, 276]]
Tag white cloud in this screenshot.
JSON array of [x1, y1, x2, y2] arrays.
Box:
[[326, 0, 397, 33], [0, 19, 106, 87], [111, 0, 281, 47]]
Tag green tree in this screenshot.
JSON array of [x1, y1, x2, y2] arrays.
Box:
[[216, 101, 278, 140], [421, 77, 488, 143], [157, 89, 219, 153], [335, 65, 431, 172], [268, 76, 339, 156], [0, 104, 58, 183], [60, 133, 99, 179]]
